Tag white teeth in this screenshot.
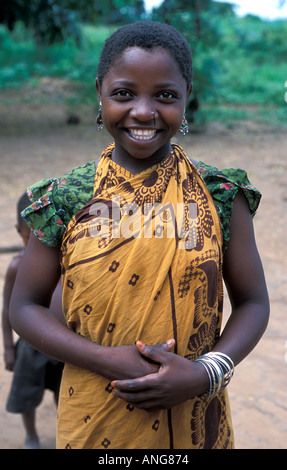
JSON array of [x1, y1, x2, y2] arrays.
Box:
[[129, 129, 156, 141]]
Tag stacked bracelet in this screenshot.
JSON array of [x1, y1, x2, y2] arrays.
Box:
[[194, 351, 234, 401]]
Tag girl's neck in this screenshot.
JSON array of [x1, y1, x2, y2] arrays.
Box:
[[111, 142, 173, 175]]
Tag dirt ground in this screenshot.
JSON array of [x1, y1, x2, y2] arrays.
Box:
[[0, 99, 287, 449]]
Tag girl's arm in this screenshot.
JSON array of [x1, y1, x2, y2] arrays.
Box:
[[9, 233, 170, 381], [213, 190, 270, 363], [111, 191, 270, 409], [2, 256, 19, 370]]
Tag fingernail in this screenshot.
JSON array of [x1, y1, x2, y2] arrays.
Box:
[[136, 340, 144, 348]]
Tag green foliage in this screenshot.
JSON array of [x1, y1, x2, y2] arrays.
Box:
[[0, 0, 145, 44], [0, 0, 82, 44], [0, 22, 113, 102], [206, 13, 287, 107]]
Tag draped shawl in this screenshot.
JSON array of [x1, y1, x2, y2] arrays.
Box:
[[57, 143, 234, 449]]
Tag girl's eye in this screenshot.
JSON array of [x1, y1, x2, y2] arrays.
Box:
[[113, 89, 132, 98], [158, 91, 176, 100]]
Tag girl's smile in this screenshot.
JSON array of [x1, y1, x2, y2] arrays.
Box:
[[127, 128, 157, 141], [96, 47, 192, 173]]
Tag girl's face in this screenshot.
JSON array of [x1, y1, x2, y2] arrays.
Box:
[[96, 47, 191, 165]]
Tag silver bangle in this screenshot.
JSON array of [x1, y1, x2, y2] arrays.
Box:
[[194, 351, 235, 401], [195, 359, 213, 400]]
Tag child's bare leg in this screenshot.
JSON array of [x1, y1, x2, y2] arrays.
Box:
[[22, 410, 40, 449]]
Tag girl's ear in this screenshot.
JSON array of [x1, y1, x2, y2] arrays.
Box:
[[186, 83, 193, 104], [95, 78, 101, 101]]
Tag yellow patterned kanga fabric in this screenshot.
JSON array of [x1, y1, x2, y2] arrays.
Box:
[[58, 143, 234, 449]]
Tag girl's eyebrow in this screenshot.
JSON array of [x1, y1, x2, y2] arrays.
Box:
[[110, 80, 135, 88], [110, 80, 182, 90], [154, 82, 182, 90]]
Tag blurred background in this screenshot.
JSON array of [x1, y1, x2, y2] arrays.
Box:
[[0, 0, 287, 450], [0, 0, 287, 125]]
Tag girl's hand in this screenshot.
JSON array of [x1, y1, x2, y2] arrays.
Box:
[[111, 340, 210, 410], [4, 345, 16, 371], [103, 338, 175, 381]]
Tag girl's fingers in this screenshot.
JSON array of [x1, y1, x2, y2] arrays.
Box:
[[113, 388, 153, 403], [111, 371, 158, 392], [136, 338, 175, 359], [111, 339, 175, 391]]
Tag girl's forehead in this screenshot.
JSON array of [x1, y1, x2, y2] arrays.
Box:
[[105, 46, 184, 84], [115, 46, 176, 67]]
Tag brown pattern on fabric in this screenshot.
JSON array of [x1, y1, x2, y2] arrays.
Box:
[[178, 248, 220, 302], [182, 172, 214, 251], [101, 437, 111, 449], [185, 314, 219, 362], [133, 166, 175, 214], [63, 147, 186, 253], [179, 233, 223, 363], [190, 394, 233, 449], [180, 244, 221, 358]]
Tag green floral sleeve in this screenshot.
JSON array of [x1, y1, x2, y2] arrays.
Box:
[[197, 162, 261, 253], [22, 161, 96, 247]]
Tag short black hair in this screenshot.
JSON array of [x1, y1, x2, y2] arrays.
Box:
[[97, 21, 193, 90]]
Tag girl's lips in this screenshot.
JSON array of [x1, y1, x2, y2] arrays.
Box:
[[127, 128, 157, 141]]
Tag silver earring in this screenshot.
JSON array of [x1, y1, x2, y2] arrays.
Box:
[[179, 113, 189, 135], [96, 103, 104, 131]]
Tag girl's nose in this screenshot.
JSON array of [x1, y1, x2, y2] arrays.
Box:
[[129, 100, 156, 123]]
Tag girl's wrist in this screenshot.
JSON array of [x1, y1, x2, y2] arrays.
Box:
[[194, 352, 235, 400], [190, 361, 211, 397]]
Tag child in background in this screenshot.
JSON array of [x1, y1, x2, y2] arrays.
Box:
[[2, 192, 63, 449]]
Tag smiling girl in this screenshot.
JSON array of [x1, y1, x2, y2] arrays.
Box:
[[9, 21, 269, 449]]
